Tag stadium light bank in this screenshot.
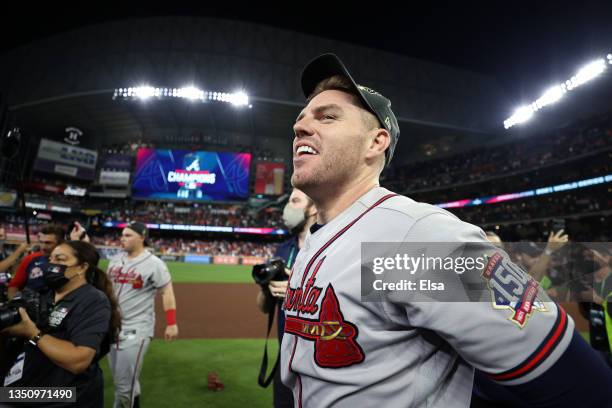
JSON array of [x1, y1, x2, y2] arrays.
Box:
[[112, 86, 251, 108], [503, 53, 612, 129]]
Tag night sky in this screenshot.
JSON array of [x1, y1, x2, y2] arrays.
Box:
[[2, 2, 611, 100]]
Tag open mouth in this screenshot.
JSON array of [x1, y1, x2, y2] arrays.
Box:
[[296, 145, 319, 156]]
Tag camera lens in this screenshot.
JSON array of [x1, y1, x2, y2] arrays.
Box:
[[0, 307, 20, 331]]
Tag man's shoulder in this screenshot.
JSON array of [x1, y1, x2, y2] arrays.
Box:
[[106, 252, 124, 266], [20, 251, 46, 267], [365, 191, 485, 241], [144, 252, 168, 269], [375, 193, 460, 224]]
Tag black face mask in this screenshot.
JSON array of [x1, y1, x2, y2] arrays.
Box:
[[43, 263, 76, 290]]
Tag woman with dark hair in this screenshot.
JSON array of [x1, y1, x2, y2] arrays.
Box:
[[1, 240, 121, 407]]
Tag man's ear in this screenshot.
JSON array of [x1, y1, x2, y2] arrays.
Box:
[[365, 128, 390, 162], [305, 204, 317, 218]]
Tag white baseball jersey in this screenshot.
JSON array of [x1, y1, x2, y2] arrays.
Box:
[[280, 187, 574, 407], [107, 250, 172, 338]]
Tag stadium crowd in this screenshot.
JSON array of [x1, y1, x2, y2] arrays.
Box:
[[90, 234, 276, 258], [96, 201, 284, 228], [451, 186, 611, 225], [385, 111, 612, 193], [410, 150, 611, 204]]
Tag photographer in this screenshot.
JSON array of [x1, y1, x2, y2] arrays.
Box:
[[255, 188, 316, 408], [0, 241, 121, 407]]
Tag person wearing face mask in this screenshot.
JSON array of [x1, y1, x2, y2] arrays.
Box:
[[7, 224, 66, 300], [7, 222, 90, 300], [0, 240, 121, 407], [256, 188, 317, 408]]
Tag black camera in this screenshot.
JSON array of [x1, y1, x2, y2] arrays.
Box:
[[252, 258, 287, 286], [0, 288, 50, 331]]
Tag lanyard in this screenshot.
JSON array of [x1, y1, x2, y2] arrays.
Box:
[[599, 272, 609, 296], [286, 245, 297, 269]]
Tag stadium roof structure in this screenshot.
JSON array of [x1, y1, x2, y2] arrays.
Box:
[[0, 17, 508, 165], [1, 6, 611, 164]]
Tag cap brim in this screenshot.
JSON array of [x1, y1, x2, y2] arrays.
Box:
[[301, 53, 377, 115]]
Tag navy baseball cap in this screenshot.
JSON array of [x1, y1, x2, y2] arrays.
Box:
[[126, 221, 149, 245], [301, 53, 400, 166]]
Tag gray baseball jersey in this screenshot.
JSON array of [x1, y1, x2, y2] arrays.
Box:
[[280, 187, 574, 407], [107, 250, 172, 338]]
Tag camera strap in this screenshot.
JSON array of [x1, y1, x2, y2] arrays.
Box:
[[258, 242, 297, 387], [257, 302, 279, 388]]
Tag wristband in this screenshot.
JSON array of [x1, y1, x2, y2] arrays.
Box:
[[166, 309, 177, 326]]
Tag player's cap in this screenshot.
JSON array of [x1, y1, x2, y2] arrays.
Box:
[[125, 221, 149, 245], [301, 53, 400, 167]]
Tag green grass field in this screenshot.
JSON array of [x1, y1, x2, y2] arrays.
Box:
[[98, 261, 274, 407], [101, 339, 277, 408], [98, 260, 254, 283]]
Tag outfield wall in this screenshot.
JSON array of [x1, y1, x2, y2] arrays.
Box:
[[96, 245, 266, 265]]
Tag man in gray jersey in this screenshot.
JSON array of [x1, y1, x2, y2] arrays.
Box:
[[107, 222, 179, 408], [280, 53, 611, 407]]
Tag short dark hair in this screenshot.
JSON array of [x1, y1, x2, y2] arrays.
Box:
[[40, 224, 65, 243]]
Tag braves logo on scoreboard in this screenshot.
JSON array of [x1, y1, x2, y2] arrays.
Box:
[[482, 252, 547, 328], [284, 257, 365, 368]]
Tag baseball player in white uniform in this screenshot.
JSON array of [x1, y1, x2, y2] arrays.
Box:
[[280, 53, 611, 407], [107, 222, 179, 408]]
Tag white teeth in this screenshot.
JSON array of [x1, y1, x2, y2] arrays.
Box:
[[297, 145, 318, 155]]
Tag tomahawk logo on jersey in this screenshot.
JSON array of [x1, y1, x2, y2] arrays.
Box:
[[284, 257, 364, 368], [108, 266, 145, 289]]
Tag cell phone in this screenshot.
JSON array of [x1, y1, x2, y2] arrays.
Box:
[[552, 218, 565, 232]]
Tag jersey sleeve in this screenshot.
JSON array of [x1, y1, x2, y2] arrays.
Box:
[[151, 259, 172, 289], [381, 212, 574, 386], [8, 253, 38, 289]]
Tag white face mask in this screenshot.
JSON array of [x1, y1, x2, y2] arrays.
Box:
[[282, 206, 306, 230]]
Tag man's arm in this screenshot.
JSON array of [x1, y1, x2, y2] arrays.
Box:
[[529, 230, 568, 282], [0, 242, 29, 273], [398, 215, 608, 406], [7, 286, 18, 300], [159, 283, 178, 341], [7, 252, 34, 300], [495, 331, 611, 407], [69, 222, 90, 242]]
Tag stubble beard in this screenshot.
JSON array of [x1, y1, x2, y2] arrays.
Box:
[[292, 149, 356, 201]]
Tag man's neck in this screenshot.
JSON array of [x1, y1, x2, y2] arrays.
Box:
[[298, 216, 317, 249], [127, 247, 145, 260], [313, 178, 379, 225]]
